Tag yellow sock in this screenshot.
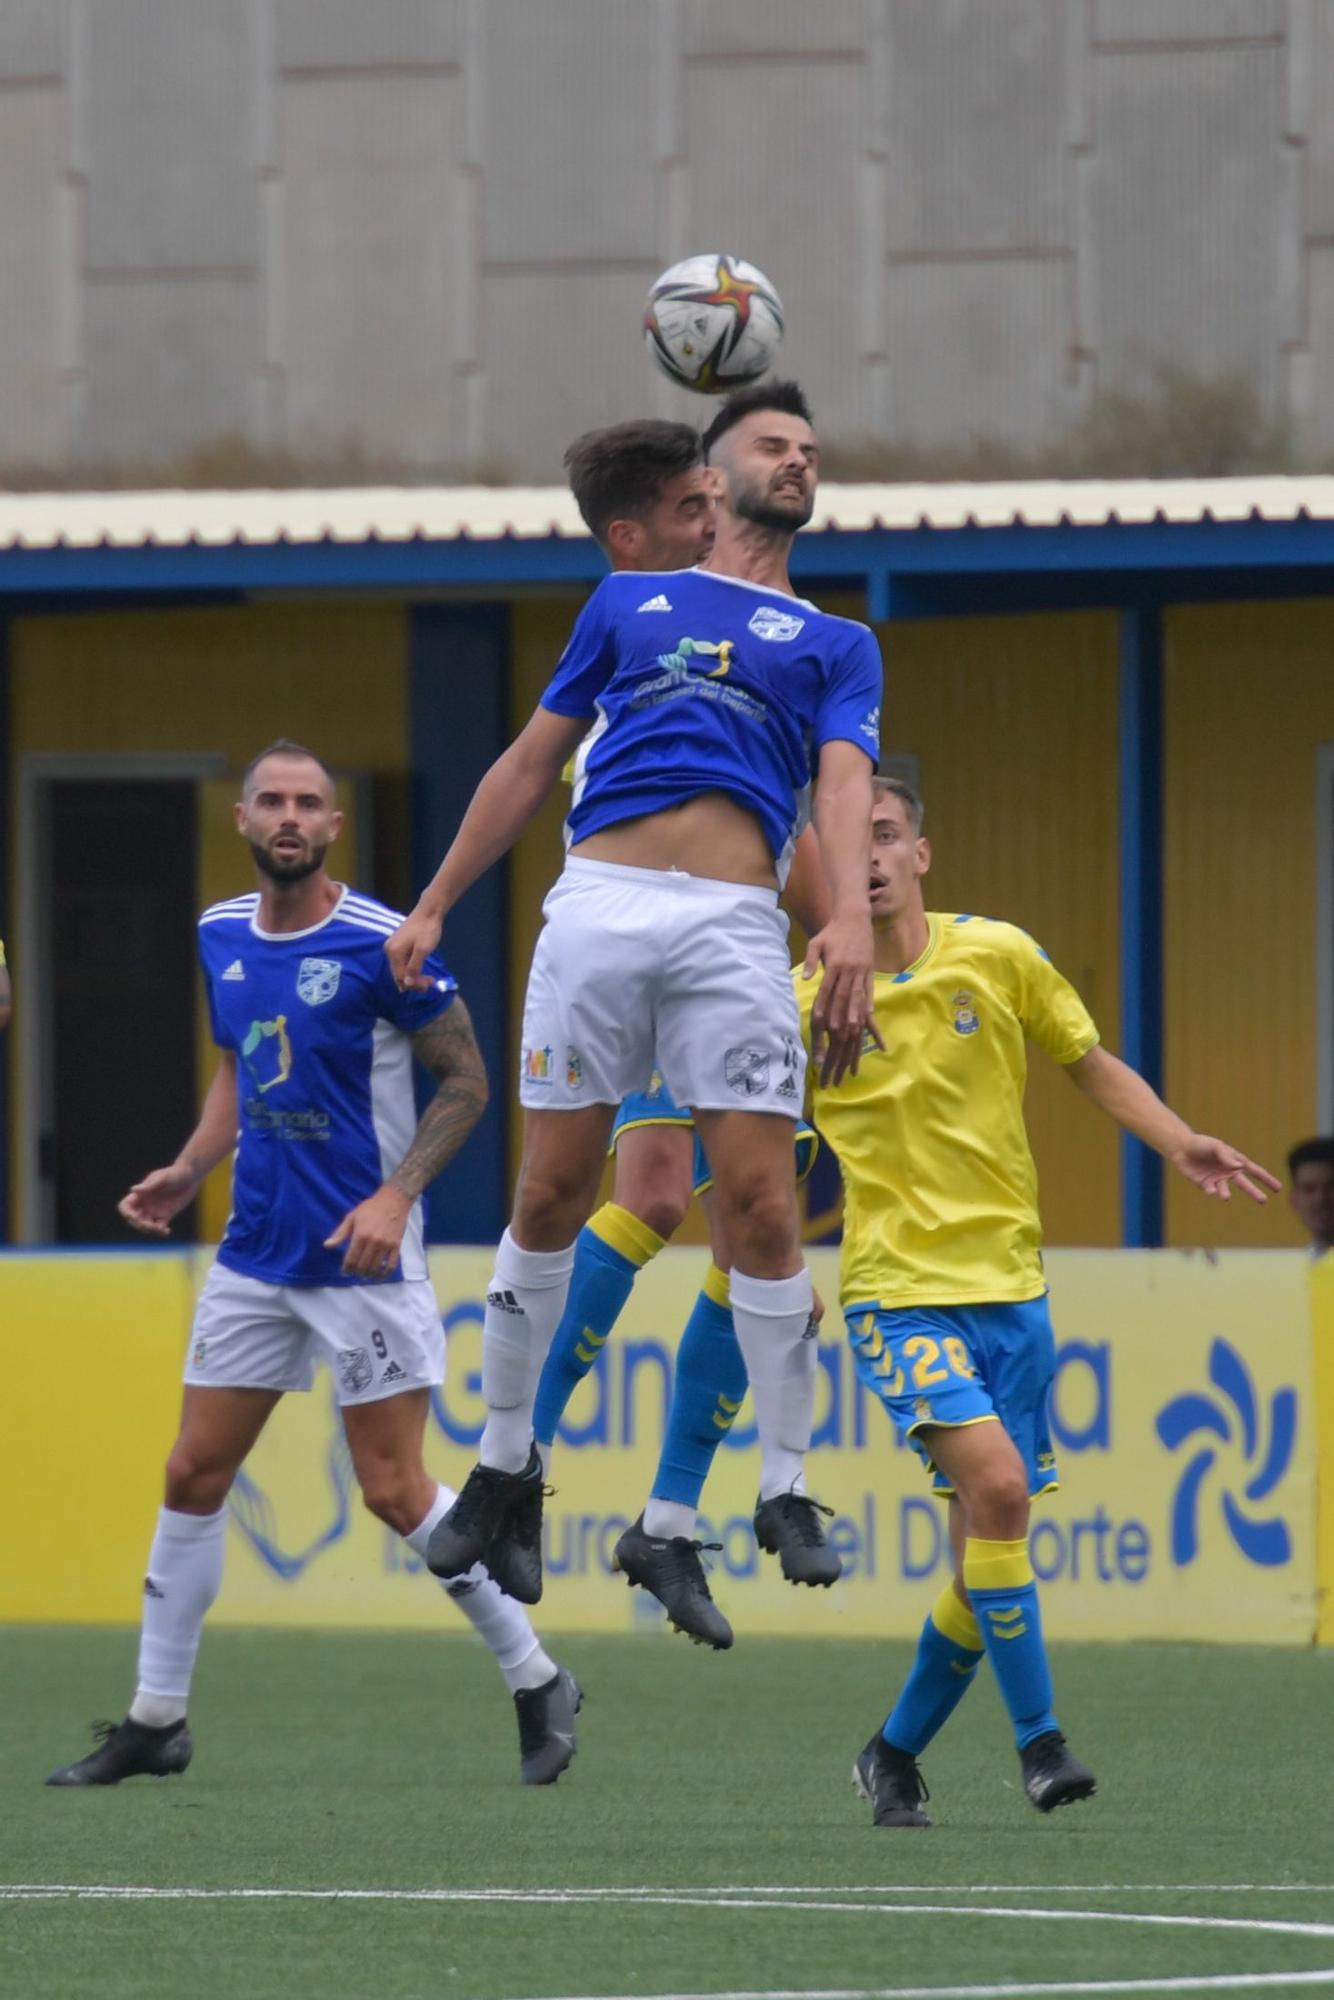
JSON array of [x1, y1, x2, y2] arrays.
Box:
[[585, 1201, 665, 1269]]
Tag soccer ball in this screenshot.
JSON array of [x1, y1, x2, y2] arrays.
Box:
[[643, 253, 784, 395]]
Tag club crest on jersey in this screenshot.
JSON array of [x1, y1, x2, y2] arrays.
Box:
[[951, 990, 981, 1036], [748, 605, 805, 643], [297, 957, 341, 1006], [725, 1045, 770, 1096]]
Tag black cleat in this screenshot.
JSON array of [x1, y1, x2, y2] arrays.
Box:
[[514, 1665, 582, 1786], [612, 1516, 734, 1650], [852, 1732, 932, 1827], [45, 1716, 193, 1788], [1020, 1730, 1098, 1813], [753, 1489, 842, 1586], [427, 1446, 545, 1603]]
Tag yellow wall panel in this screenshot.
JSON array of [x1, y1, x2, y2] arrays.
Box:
[[876, 612, 1122, 1246], [1163, 601, 1334, 1248]]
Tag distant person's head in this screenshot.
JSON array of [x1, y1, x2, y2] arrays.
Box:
[[237, 740, 342, 884], [702, 380, 818, 534], [563, 420, 715, 571], [1287, 1137, 1334, 1253]]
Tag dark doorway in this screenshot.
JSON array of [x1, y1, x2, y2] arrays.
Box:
[[45, 779, 198, 1242]]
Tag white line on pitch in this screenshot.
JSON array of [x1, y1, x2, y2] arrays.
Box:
[[515, 1974, 1334, 2000], [3, 1887, 1334, 1941]]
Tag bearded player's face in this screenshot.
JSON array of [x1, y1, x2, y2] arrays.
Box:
[[236, 755, 343, 884], [714, 409, 819, 532]]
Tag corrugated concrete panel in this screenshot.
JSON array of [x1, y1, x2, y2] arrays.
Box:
[[84, 0, 256, 271], [1304, 3, 1334, 237], [684, 60, 867, 445], [0, 92, 67, 464], [1092, 0, 1283, 42], [1299, 248, 1334, 455], [478, 270, 660, 479], [1088, 47, 1284, 396], [683, 0, 870, 55], [885, 0, 1073, 253], [80, 278, 256, 461], [279, 75, 461, 465], [480, 0, 658, 263], [0, 0, 68, 80], [885, 257, 1076, 447], [275, 0, 464, 71]]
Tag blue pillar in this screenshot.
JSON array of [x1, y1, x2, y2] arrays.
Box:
[[0, 620, 9, 1241], [408, 604, 510, 1244], [1118, 605, 1164, 1247]]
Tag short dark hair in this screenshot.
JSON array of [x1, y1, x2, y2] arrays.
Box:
[[242, 739, 335, 797], [872, 774, 924, 833], [701, 379, 814, 460], [1288, 1136, 1334, 1178], [563, 420, 704, 545]]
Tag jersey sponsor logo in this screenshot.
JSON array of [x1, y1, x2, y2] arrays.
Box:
[[724, 1045, 770, 1096], [241, 1014, 293, 1092], [636, 593, 673, 612], [335, 1347, 375, 1395], [524, 1044, 553, 1085], [296, 956, 342, 1007], [951, 990, 980, 1037], [631, 636, 768, 725], [748, 605, 805, 643], [221, 959, 245, 982]]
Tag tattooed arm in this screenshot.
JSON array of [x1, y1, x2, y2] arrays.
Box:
[[324, 999, 490, 1278]]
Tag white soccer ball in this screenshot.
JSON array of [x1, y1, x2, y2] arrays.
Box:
[[643, 253, 784, 395]]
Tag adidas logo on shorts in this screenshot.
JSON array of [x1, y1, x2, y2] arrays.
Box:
[[380, 1360, 407, 1384], [486, 1288, 523, 1315]]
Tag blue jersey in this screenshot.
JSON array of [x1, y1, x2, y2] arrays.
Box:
[[542, 568, 882, 878], [197, 888, 456, 1289]]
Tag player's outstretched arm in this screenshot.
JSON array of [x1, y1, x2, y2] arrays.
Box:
[[806, 740, 877, 1085], [118, 1052, 239, 1235], [387, 708, 591, 992], [1066, 1045, 1281, 1204], [324, 999, 489, 1278]]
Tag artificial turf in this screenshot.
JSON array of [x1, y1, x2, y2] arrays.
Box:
[[2, 1626, 1331, 2000]]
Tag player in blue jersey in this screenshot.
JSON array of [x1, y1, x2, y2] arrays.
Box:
[[46, 742, 580, 1790], [530, 419, 826, 1650], [388, 381, 883, 1608]]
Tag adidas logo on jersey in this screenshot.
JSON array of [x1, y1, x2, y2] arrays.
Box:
[[486, 1288, 523, 1315], [221, 960, 245, 981], [636, 593, 672, 613], [380, 1360, 407, 1384]]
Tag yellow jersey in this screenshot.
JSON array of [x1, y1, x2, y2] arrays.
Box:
[[794, 913, 1099, 1310]]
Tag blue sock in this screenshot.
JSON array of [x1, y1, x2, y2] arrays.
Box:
[[883, 1584, 985, 1756], [650, 1267, 748, 1510], [964, 1536, 1059, 1749], [532, 1204, 663, 1450]]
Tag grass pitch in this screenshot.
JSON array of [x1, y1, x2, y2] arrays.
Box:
[[2, 1627, 1332, 2000]]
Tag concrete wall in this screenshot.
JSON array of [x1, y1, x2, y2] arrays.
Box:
[[1, 0, 1328, 479]]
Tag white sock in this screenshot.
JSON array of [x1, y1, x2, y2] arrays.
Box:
[[729, 1267, 817, 1501], [404, 1484, 556, 1695], [480, 1228, 577, 1472], [129, 1505, 228, 1725], [643, 1498, 697, 1540]]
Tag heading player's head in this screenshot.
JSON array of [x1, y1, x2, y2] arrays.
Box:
[[237, 740, 343, 885], [1288, 1136, 1334, 1250], [702, 380, 817, 534], [563, 418, 716, 572], [869, 777, 929, 927]]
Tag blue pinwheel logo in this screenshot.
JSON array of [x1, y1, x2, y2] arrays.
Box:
[[1155, 1339, 1296, 1567]]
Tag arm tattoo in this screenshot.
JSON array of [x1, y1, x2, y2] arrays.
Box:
[[389, 999, 490, 1200]]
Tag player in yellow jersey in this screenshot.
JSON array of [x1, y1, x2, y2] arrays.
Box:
[[794, 777, 1278, 1825]]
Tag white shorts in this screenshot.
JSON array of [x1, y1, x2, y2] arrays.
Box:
[[518, 858, 805, 1119], [184, 1263, 445, 1407]]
